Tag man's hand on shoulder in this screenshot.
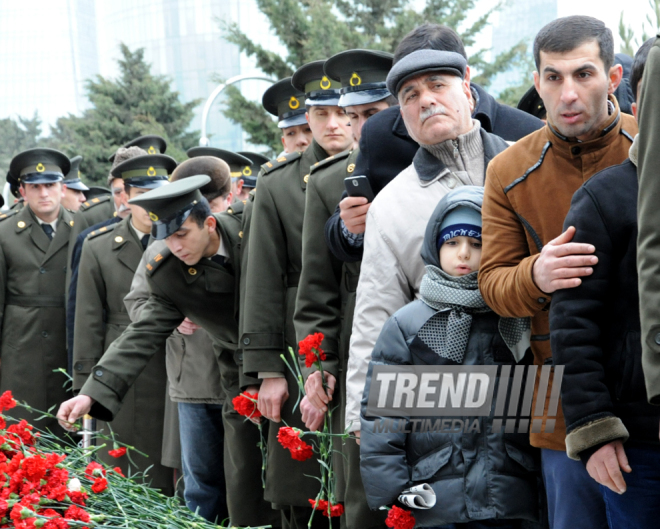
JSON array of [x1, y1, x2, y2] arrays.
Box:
[[586, 440, 631, 494], [57, 395, 93, 431], [339, 196, 370, 234], [532, 226, 598, 293]]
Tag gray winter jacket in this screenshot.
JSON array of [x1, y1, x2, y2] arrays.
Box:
[[359, 187, 542, 527]]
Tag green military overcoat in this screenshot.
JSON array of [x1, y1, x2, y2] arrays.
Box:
[[73, 216, 170, 491], [294, 150, 384, 528], [79, 212, 275, 528], [0, 205, 74, 431], [241, 140, 329, 507]]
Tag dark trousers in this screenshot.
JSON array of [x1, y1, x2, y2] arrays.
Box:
[[178, 402, 228, 523], [601, 443, 660, 529], [541, 448, 608, 529]]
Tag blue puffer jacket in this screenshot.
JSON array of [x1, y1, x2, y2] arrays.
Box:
[[359, 187, 543, 527]]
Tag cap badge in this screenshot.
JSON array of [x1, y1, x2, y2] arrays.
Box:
[[148, 146, 157, 154], [320, 76, 332, 90], [149, 212, 159, 222], [289, 96, 300, 110], [147, 166, 157, 177], [350, 72, 362, 86], [243, 166, 252, 176], [36, 163, 45, 173]]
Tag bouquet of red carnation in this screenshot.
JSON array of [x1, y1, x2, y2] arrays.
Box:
[[232, 392, 267, 488], [385, 505, 417, 529]]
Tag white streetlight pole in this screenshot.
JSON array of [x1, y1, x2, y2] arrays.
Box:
[[199, 74, 276, 147]]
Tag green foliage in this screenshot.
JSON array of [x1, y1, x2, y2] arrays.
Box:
[[619, 0, 660, 55], [219, 0, 531, 152], [0, 113, 44, 186], [47, 44, 200, 185]]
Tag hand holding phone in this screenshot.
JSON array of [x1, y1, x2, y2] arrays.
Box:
[[344, 175, 375, 203]]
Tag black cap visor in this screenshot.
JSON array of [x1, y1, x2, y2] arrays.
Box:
[[241, 176, 257, 188], [63, 178, 90, 191], [305, 89, 342, 106], [125, 176, 170, 189], [19, 172, 64, 185], [339, 85, 391, 107], [151, 203, 194, 240], [278, 110, 308, 129]]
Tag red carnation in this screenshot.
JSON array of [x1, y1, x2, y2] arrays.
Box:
[[66, 489, 88, 506], [111, 466, 125, 477], [85, 461, 105, 479], [7, 420, 35, 446], [0, 391, 16, 412], [309, 498, 344, 517], [277, 426, 303, 450], [64, 504, 91, 522], [290, 441, 314, 461], [91, 477, 108, 494], [385, 505, 416, 529], [108, 447, 126, 458], [232, 392, 262, 419], [298, 332, 326, 368]]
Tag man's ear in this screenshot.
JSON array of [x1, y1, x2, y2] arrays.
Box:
[[205, 215, 217, 233], [631, 101, 638, 122], [61, 183, 67, 199], [464, 65, 471, 84], [608, 64, 624, 94], [533, 71, 541, 95], [19, 185, 26, 199]]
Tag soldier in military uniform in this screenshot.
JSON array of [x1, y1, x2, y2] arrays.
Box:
[[262, 78, 313, 155], [0, 148, 74, 432], [72, 153, 175, 493], [241, 61, 352, 528], [237, 151, 269, 192], [58, 176, 278, 529], [294, 49, 395, 529], [61, 156, 89, 212], [124, 150, 255, 522]]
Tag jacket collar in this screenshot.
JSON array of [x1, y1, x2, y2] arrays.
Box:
[[412, 127, 509, 183], [471, 83, 496, 133], [18, 206, 72, 261], [299, 140, 329, 190], [112, 216, 144, 273], [545, 95, 626, 159], [391, 109, 410, 139]]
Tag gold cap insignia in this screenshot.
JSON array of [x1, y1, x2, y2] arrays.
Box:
[[147, 166, 157, 177], [347, 163, 356, 173], [303, 174, 309, 183], [17, 221, 26, 228], [114, 236, 123, 243], [350, 72, 362, 86], [149, 212, 159, 222], [320, 76, 332, 90], [243, 166, 252, 176], [36, 163, 45, 173], [148, 146, 157, 154], [188, 267, 197, 276], [289, 96, 300, 110]]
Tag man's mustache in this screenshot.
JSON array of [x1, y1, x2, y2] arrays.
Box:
[[420, 105, 448, 123]]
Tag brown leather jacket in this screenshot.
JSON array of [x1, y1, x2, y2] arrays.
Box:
[[479, 97, 638, 450]]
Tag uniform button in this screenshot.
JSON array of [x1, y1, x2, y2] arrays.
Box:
[[537, 297, 547, 304], [39, 268, 46, 274], [95, 370, 103, 377], [41, 331, 48, 337], [237, 353, 243, 361], [447, 179, 456, 188], [571, 146, 581, 155], [243, 337, 250, 345], [75, 363, 83, 371], [655, 333, 660, 346]]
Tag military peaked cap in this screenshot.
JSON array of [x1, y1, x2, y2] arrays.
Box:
[[325, 49, 393, 107], [262, 77, 308, 129], [237, 151, 269, 188], [111, 153, 176, 189], [292, 60, 341, 106], [187, 147, 253, 181], [8, 148, 70, 186], [63, 155, 90, 191], [129, 174, 210, 240]]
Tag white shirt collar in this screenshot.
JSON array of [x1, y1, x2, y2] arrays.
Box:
[[130, 221, 149, 241], [36, 217, 58, 233]]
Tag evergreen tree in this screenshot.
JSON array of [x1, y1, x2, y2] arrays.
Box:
[[0, 113, 44, 187], [219, 0, 530, 154], [48, 44, 200, 185]]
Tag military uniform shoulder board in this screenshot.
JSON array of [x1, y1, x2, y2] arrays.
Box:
[[309, 149, 352, 176], [145, 248, 173, 277], [0, 209, 18, 223], [86, 223, 117, 240], [80, 194, 111, 211], [226, 201, 245, 216], [260, 151, 302, 175]]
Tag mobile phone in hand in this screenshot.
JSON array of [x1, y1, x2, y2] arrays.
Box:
[[344, 175, 375, 203]]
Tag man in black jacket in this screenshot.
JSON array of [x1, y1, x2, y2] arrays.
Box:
[[549, 38, 660, 527], [325, 23, 544, 264]]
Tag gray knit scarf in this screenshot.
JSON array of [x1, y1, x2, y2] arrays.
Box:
[[419, 265, 531, 363]]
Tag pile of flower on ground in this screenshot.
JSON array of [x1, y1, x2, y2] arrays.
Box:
[[0, 391, 268, 529]]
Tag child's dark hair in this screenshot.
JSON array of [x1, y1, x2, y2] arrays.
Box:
[[630, 38, 655, 101]]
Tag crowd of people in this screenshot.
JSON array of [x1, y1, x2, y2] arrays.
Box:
[[0, 13, 658, 529]]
